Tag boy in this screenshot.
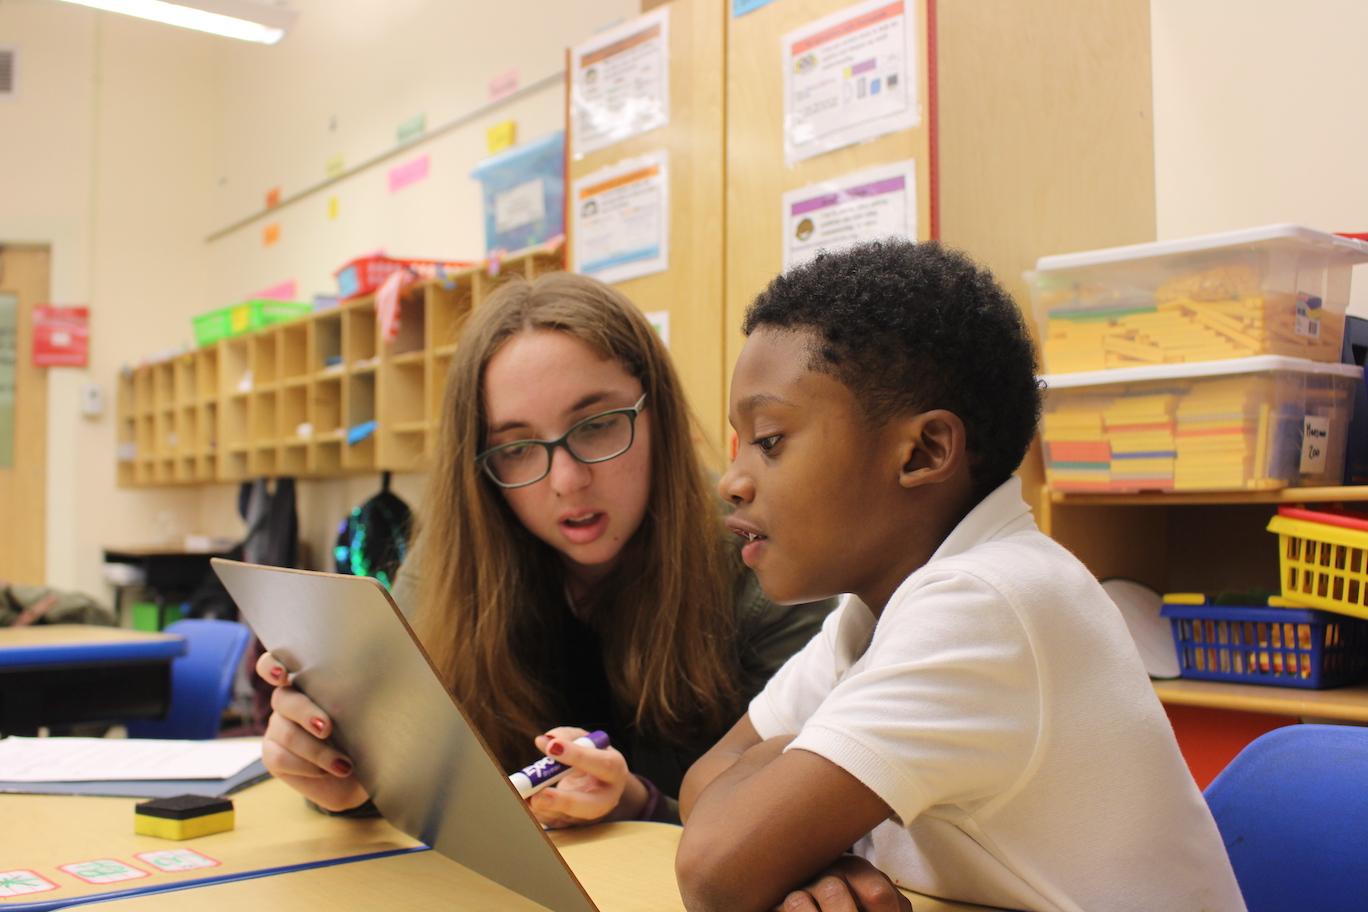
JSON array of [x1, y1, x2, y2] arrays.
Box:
[[676, 241, 1244, 912]]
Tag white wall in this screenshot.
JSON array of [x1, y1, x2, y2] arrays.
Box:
[[0, 0, 222, 599], [1150, 0, 1368, 314], [2, 0, 636, 598]]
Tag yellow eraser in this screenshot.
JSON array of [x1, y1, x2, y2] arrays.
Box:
[[134, 795, 235, 841], [1162, 592, 1207, 605]]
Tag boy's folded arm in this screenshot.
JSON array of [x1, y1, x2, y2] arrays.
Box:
[[679, 712, 763, 819], [675, 738, 892, 912]]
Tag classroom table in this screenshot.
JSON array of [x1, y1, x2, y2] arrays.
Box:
[[0, 777, 988, 911], [0, 626, 186, 735]]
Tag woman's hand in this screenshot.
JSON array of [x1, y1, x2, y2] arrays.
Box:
[[526, 726, 648, 828], [255, 652, 370, 812], [774, 856, 912, 912]]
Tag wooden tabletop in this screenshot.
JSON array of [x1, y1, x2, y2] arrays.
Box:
[[0, 626, 181, 648], [2, 778, 987, 911]]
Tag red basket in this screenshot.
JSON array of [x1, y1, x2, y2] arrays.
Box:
[[334, 255, 474, 299]]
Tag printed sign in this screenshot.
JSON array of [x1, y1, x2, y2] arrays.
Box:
[[782, 160, 917, 270], [32, 305, 90, 368], [571, 8, 670, 157], [783, 0, 919, 163], [571, 152, 670, 284]]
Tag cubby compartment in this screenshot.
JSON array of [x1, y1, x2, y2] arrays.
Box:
[[281, 441, 308, 476], [280, 321, 310, 381], [344, 300, 377, 365], [281, 383, 309, 442], [222, 337, 252, 395], [251, 443, 278, 477], [315, 312, 343, 372], [391, 289, 426, 356], [174, 354, 197, 409], [251, 389, 278, 442], [312, 377, 343, 435], [252, 329, 280, 388], [196, 345, 219, 402]]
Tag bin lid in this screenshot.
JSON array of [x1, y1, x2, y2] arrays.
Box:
[[1034, 224, 1368, 273], [1042, 354, 1364, 390]]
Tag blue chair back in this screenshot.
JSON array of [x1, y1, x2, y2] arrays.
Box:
[[127, 619, 252, 740], [1204, 723, 1368, 912]]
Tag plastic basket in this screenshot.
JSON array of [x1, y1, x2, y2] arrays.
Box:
[[334, 256, 475, 299], [193, 300, 311, 347], [1161, 596, 1368, 688], [1267, 506, 1368, 620]]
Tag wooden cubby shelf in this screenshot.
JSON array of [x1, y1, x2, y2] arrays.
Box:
[[115, 241, 562, 486], [112, 244, 558, 486], [1039, 480, 1368, 720]]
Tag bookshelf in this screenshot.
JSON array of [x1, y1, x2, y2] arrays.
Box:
[[115, 242, 564, 486]]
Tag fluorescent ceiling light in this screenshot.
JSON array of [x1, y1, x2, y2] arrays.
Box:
[[53, 0, 296, 45]]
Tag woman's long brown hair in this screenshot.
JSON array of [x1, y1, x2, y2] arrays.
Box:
[[415, 272, 739, 768]]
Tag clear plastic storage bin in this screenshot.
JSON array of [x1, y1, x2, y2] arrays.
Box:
[[1028, 225, 1368, 374], [1041, 356, 1361, 493]]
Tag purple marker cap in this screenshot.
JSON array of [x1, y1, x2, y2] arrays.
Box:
[[509, 730, 611, 800]]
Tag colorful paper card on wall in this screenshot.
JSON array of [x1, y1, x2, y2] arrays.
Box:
[[328, 196, 339, 220], [487, 120, 518, 154], [32, 305, 89, 367], [265, 186, 281, 208], [263, 223, 280, 246], [326, 154, 345, 178], [252, 279, 298, 301], [396, 113, 426, 144], [388, 154, 430, 193], [488, 68, 519, 101]]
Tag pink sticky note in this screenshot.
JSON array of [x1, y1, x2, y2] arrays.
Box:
[[388, 154, 430, 193], [253, 280, 298, 301], [488, 68, 519, 101]]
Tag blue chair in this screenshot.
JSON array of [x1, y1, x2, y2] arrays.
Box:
[[127, 619, 252, 740], [1204, 724, 1368, 912]]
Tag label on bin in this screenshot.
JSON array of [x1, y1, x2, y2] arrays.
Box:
[[1295, 292, 1322, 338], [1301, 415, 1330, 474]]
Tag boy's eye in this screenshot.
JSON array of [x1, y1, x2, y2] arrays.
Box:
[[755, 434, 782, 452]]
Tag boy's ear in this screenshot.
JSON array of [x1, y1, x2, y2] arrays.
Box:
[[896, 410, 966, 488]]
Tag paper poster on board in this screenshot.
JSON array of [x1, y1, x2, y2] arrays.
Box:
[[572, 152, 670, 285], [782, 160, 917, 271], [783, 0, 920, 164], [571, 8, 670, 158]]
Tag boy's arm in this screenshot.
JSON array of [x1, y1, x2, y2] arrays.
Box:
[[676, 733, 892, 912], [678, 713, 762, 819]]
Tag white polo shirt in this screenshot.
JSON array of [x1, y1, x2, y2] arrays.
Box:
[[749, 477, 1245, 912]]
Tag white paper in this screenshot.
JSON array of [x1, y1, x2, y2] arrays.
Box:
[[645, 310, 670, 348], [571, 7, 670, 157], [783, 0, 920, 164], [572, 152, 670, 285], [782, 160, 917, 271], [1301, 415, 1330, 474], [0, 737, 262, 782], [494, 178, 547, 233]]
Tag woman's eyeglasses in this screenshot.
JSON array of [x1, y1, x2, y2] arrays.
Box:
[[475, 393, 648, 489]]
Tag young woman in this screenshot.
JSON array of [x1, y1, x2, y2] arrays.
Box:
[[256, 272, 832, 826]]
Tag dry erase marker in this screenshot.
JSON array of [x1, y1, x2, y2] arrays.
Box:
[[510, 730, 611, 799]]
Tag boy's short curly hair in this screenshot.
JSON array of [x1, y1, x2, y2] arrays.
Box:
[[744, 239, 1042, 498]]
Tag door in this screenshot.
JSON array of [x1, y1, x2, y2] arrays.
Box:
[[0, 245, 49, 584]]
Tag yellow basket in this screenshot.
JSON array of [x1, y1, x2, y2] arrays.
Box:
[[1267, 513, 1368, 620]]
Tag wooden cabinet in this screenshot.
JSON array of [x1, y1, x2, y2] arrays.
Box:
[[1040, 484, 1368, 785]]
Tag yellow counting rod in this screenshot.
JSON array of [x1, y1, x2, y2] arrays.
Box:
[[134, 794, 235, 841]]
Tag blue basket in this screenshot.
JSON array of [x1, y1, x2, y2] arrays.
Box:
[[1161, 599, 1368, 689]]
